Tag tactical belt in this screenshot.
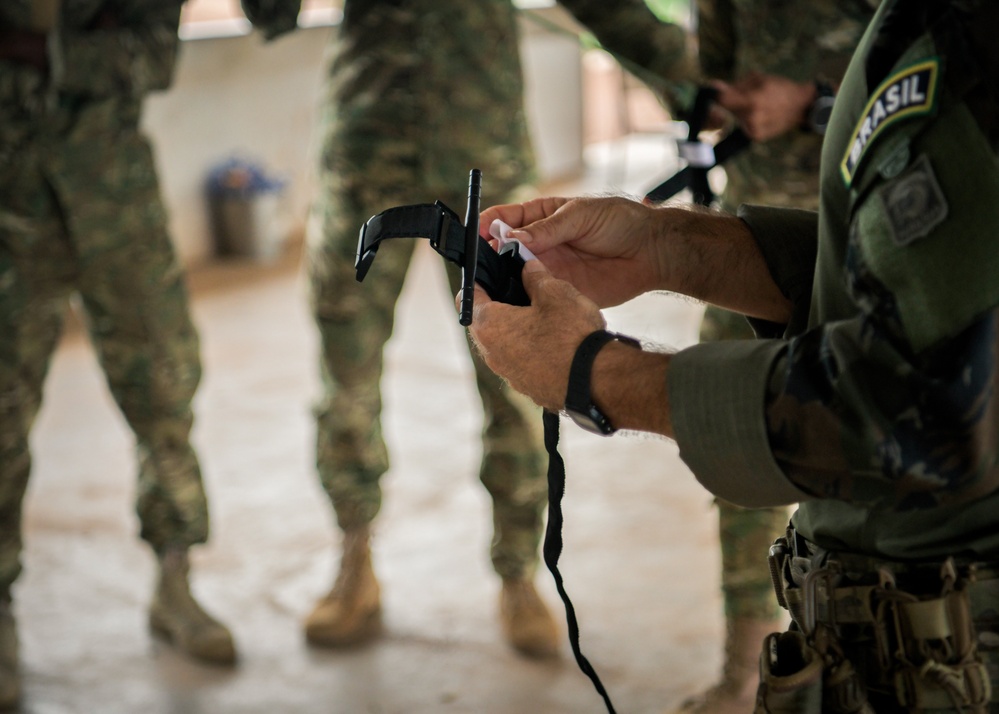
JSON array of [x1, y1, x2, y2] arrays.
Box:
[[767, 527, 998, 712]]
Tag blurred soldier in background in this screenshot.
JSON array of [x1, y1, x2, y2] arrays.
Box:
[[300, 0, 560, 657], [672, 2, 880, 712], [0, 2, 235, 707]]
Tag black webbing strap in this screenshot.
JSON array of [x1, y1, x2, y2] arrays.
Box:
[[542, 409, 617, 714], [355, 192, 615, 712], [644, 87, 752, 206], [356, 202, 466, 282], [357, 197, 531, 308]]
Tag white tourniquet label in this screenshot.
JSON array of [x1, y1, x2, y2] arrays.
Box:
[[489, 219, 537, 261]]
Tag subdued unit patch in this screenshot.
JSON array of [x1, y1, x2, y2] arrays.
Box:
[[878, 154, 948, 247]]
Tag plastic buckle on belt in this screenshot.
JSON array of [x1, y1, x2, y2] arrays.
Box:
[[769, 537, 791, 610], [429, 202, 452, 255], [355, 219, 377, 282], [802, 565, 841, 637]]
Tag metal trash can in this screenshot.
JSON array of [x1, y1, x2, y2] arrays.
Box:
[[207, 157, 288, 262]]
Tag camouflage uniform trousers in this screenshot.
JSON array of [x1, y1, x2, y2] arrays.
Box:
[[0, 126, 209, 599], [698, 306, 788, 621], [699, 132, 821, 620], [698, 178, 824, 622], [307, 164, 547, 581]]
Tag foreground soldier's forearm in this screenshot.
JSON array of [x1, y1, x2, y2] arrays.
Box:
[[589, 341, 674, 438], [653, 206, 793, 324]]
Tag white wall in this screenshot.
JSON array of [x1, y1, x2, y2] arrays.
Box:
[[143, 11, 583, 268], [142, 26, 329, 266], [520, 10, 585, 183]]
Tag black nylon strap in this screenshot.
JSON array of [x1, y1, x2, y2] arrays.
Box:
[[356, 202, 466, 282], [542, 410, 617, 714], [644, 86, 752, 206], [644, 127, 751, 205], [355, 193, 615, 711]]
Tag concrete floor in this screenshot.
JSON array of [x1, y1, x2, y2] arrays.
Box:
[[15, 137, 737, 714]]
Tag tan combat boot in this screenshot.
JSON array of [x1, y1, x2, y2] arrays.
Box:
[[0, 600, 18, 710], [305, 526, 381, 647], [149, 548, 237, 665], [668, 617, 775, 714], [500, 577, 560, 658]]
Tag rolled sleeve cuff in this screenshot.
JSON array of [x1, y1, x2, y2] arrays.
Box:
[[738, 205, 819, 338], [670, 339, 810, 507]]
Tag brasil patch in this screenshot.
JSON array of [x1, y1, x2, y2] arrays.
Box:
[[841, 58, 940, 186]]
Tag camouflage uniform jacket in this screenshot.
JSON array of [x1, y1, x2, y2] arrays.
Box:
[[322, 0, 537, 195], [555, 0, 694, 95], [698, 0, 880, 209], [670, 0, 999, 561], [0, 1, 183, 171], [316, 0, 687, 192]]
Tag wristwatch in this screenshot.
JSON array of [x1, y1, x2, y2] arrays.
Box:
[[806, 81, 836, 135], [564, 330, 641, 436]]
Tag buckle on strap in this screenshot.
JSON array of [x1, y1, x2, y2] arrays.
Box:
[[355, 181, 529, 320], [768, 536, 791, 611], [355, 202, 461, 282]]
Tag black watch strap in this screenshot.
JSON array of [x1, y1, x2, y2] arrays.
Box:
[[565, 330, 641, 435]]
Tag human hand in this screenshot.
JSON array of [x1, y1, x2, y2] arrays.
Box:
[[463, 259, 606, 413], [479, 196, 667, 309], [713, 72, 817, 142], [461, 257, 675, 436]]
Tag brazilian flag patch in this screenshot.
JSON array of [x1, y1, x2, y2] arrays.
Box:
[[841, 58, 940, 186]]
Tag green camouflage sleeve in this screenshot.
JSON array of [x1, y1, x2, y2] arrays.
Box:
[[557, 0, 698, 106], [57, 1, 183, 98], [671, 241, 999, 514], [695, 0, 736, 80], [682, 134, 999, 514], [673, 165, 999, 514], [673, 1, 999, 515], [766, 147, 999, 509]]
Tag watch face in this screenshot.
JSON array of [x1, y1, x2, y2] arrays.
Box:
[[565, 406, 614, 436], [811, 96, 836, 135]]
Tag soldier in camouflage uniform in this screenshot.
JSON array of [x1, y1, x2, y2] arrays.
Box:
[[680, 2, 880, 711], [301, 0, 560, 657], [464, 0, 999, 710], [0, 2, 236, 707]]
